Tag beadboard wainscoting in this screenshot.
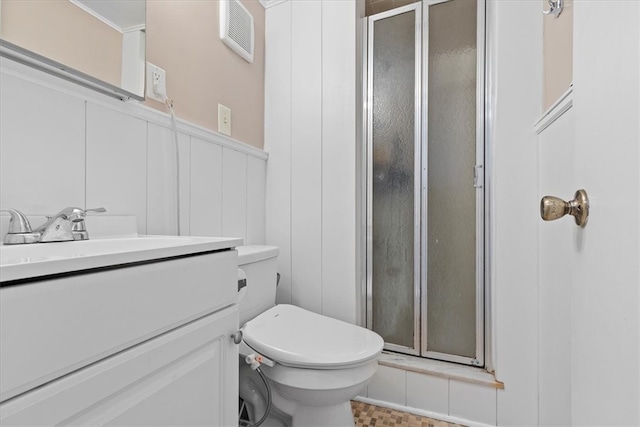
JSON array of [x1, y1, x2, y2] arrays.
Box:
[[0, 57, 267, 244], [264, 0, 362, 324]]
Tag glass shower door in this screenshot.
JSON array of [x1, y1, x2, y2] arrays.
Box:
[[367, 3, 422, 354], [366, 0, 484, 365]]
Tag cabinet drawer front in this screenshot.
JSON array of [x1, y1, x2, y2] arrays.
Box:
[[0, 250, 237, 402], [0, 306, 239, 426]]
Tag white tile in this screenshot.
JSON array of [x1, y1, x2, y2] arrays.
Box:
[[406, 372, 449, 416], [190, 138, 222, 237], [146, 123, 190, 236], [246, 156, 266, 245], [264, 0, 292, 305], [0, 74, 85, 215], [86, 103, 147, 233], [367, 365, 406, 406], [221, 148, 247, 242], [290, 0, 322, 314], [449, 380, 497, 425], [320, 0, 357, 323]]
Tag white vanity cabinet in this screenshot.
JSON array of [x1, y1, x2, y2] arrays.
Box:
[[0, 243, 240, 426]]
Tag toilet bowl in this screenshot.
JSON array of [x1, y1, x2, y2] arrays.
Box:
[[237, 246, 384, 427]]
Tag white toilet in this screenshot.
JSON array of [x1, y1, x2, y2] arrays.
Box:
[[237, 245, 384, 427]]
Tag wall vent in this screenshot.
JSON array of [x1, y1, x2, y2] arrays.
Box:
[[220, 0, 254, 63]]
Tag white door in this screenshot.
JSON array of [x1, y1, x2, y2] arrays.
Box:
[[570, 2, 639, 425], [538, 2, 639, 426]]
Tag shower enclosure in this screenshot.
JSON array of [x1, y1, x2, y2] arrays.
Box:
[[364, 0, 485, 366]]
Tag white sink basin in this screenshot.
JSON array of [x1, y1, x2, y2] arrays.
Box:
[[0, 235, 243, 283]]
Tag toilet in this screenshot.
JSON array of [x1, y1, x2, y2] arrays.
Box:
[[237, 245, 384, 427]]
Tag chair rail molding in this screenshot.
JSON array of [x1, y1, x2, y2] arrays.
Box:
[[0, 56, 267, 160], [535, 85, 574, 135]]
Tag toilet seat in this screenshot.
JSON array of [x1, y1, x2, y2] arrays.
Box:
[[242, 304, 384, 369]]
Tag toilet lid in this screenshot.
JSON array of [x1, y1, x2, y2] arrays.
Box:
[[241, 304, 384, 369]]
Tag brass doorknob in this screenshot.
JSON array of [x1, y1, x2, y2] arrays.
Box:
[[540, 189, 589, 227]]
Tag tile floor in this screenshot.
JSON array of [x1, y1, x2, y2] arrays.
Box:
[[351, 401, 464, 427]]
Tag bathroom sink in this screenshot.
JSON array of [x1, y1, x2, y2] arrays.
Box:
[[0, 235, 243, 283]]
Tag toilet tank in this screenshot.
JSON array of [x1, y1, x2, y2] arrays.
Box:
[[237, 245, 279, 327]]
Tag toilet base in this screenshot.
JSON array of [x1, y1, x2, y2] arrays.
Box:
[[266, 381, 354, 427], [258, 360, 377, 427], [290, 401, 354, 427]]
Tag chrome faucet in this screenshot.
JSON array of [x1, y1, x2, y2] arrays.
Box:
[[1, 207, 106, 244]]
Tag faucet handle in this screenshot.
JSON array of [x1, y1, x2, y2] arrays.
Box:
[[85, 207, 107, 214], [74, 207, 106, 222], [59, 207, 107, 223], [1, 209, 33, 234]]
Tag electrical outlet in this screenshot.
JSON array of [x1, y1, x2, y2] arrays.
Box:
[[218, 104, 231, 136], [146, 62, 166, 102]]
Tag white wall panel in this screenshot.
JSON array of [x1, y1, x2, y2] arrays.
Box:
[[86, 103, 147, 234], [538, 109, 574, 427], [264, 1, 360, 320], [320, 0, 357, 324], [406, 372, 449, 415], [571, 1, 640, 424], [0, 74, 85, 215], [264, 1, 293, 304], [367, 365, 406, 406], [290, 0, 323, 314], [190, 138, 223, 237], [246, 156, 266, 245], [147, 123, 191, 236], [450, 381, 497, 426], [490, 1, 542, 425], [221, 148, 248, 242], [1, 59, 266, 251]]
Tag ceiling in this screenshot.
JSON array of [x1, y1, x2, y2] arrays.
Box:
[[73, 0, 145, 32]]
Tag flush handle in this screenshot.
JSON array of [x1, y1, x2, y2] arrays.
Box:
[[540, 189, 589, 227]]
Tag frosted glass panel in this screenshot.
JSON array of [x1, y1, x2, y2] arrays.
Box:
[[370, 10, 417, 349], [426, 0, 477, 358]]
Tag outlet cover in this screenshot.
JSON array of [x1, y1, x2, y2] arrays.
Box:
[[146, 62, 166, 102], [218, 104, 231, 136]]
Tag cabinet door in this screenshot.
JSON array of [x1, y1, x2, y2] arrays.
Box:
[[1, 250, 238, 402], [0, 307, 239, 426]]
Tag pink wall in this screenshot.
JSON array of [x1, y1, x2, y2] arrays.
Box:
[[1, 0, 266, 149], [146, 0, 265, 149]]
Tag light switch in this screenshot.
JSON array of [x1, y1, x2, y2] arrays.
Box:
[[218, 104, 231, 136]]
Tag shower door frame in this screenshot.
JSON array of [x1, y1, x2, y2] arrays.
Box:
[[366, 2, 423, 356], [364, 0, 487, 366]]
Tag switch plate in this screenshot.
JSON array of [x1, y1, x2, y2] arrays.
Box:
[[146, 62, 166, 102], [218, 104, 231, 136]]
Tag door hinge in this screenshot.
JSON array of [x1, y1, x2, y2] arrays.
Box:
[[473, 164, 484, 188]]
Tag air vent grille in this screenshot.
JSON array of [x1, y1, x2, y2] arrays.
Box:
[[220, 0, 254, 63]]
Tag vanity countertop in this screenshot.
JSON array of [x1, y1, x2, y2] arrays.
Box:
[[0, 235, 242, 283]]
